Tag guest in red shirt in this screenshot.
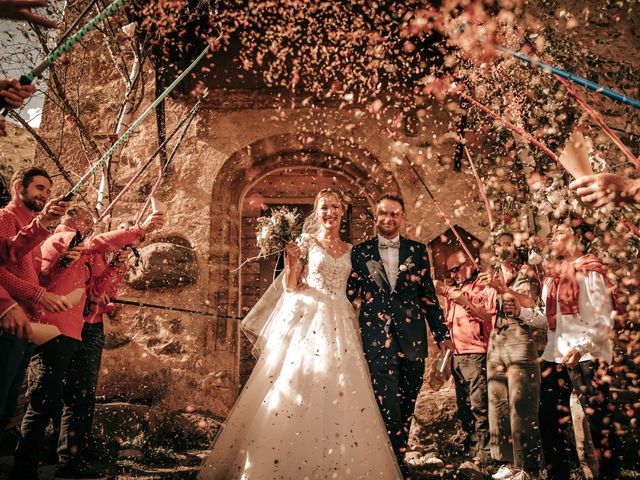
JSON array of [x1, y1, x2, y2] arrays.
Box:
[[0, 167, 70, 447], [436, 250, 496, 467], [56, 214, 162, 479]]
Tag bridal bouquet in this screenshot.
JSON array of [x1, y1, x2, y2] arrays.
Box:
[[256, 206, 304, 258]]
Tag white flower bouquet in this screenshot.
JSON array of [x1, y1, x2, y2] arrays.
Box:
[[255, 206, 304, 259]]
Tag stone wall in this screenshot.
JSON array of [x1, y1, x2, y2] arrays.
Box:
[[1, 0, 636, 426]]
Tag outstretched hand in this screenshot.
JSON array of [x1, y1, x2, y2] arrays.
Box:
[[439, 339, 455, 354], [0, 78, 37, 108], [0, 0, 58, 28], [284, 241, 303, 266], [141, 211, 165, 233], [0, 79, 36, 135], [477, 271, 507, 293], [561, 347, 582, 367], [61, 245, 83, 266], [570, 173, 640, 208], [39, 291, 72, 313]]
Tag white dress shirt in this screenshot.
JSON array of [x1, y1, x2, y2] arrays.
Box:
[[519, 269, 614, 363], [378, 234, 400, 290]]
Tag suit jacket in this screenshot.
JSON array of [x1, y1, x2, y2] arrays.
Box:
[[347, 236, 448, 361]]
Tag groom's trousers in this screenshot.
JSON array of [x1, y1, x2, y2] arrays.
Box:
[[368, 324, 424, 471]]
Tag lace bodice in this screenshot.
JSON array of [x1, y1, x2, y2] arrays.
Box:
[[301, 234, 352, 297]]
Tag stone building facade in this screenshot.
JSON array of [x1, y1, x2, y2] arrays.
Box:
[[2, 1, 637, 433]]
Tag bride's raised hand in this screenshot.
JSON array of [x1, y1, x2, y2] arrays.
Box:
[[284, 240, 303, 267]]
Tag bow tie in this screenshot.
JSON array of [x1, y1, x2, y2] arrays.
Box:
[[379, 239, 400, 250]]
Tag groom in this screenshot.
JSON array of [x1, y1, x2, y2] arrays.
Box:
[[347, 195, 452, 477]]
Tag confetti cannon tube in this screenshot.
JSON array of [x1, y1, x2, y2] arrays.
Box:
[[464, 146, 494, 229], [62, 45, 210, 202], [405, 157, 480, 269], [0, 0, 129, 113], [553, 75, 639, 169], [496, 45, 640, 110], [456, 89, 560, 163]]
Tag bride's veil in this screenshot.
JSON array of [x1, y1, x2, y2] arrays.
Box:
[[240, 210, 318, 358]]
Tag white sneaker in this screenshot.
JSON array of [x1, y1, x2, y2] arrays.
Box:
[[492, 464, 515, 480]]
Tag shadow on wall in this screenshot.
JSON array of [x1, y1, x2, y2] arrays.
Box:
[[126, 234, 199, 290]]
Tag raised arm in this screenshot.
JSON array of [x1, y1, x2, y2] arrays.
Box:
[[283, 241, 305, 291]]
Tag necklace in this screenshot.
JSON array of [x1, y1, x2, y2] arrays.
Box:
[[315, 235, 344, 254]]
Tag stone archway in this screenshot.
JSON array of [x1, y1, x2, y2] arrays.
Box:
[[206, 133, 401, 393]]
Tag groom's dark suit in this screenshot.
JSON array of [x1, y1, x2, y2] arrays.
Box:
[[347, 236, 449, 470]]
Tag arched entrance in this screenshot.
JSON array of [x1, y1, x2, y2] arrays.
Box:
[[206, 133, 401, 394]]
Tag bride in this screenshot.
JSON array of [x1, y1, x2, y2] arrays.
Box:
[[198, 188, 402, 479]]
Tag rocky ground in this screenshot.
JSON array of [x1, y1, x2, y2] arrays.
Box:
[[1, 388, 638, 480]]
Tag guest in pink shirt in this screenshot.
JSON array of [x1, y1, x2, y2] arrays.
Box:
[[435, 250, 496, 467], [0, 167, 69, 447], [0, 194, 68, 338], [56, 214, 162, 479]]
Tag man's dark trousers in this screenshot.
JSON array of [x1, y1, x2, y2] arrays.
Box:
[[14, 335, 79, 472], [451, 352, 491, 462], [0, 334, 33, 437], [539, 360, 619, 480], [368, 324, 424, 472], [58, 322, 105, 465]]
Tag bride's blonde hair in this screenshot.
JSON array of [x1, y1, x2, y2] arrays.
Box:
[[312, 188, 347, 213]]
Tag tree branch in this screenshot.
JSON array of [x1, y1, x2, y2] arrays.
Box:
[[8, 111, 74, 188], [32, 24, 103, 159]]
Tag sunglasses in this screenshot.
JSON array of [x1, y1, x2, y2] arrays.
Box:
[[447, 263, 466, 275]]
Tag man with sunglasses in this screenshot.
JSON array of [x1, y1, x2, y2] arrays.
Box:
[[435, 250, 496, 469]]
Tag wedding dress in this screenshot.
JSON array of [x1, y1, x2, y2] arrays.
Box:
[[198, 235, 402, 479]]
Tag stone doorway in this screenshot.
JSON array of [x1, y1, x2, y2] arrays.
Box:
[[238, 165, 376, 386], [206, 133, 402, 399]]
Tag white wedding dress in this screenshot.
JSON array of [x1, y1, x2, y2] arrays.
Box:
[[198, 235, 402, 479]]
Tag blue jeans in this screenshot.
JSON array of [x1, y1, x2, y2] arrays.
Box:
[[487, 324, 543, 470], [58, 322, 105, 465]]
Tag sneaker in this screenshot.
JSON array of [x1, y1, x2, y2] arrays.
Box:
[[54, 462, 107, 480], [492, 464, 515, 480]]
